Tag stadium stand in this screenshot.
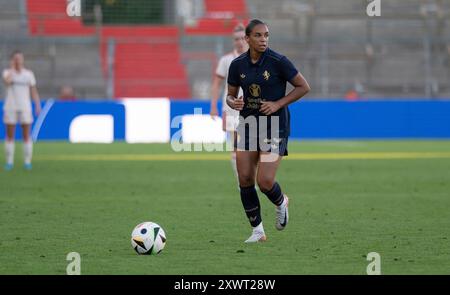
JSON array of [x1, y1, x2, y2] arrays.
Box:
[[25, 0, 190, 99], [0, 1, 105, 98], [101, 26, 190, 98], [0, 0, 27, 35], [184, 0, 248, 35], [241, 0, 450, 98], [27, 0, 95, 36]]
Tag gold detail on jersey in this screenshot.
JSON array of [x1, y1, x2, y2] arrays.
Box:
[[247, 98, 261, 109], [249, 84, 261, 97], [240, 73, 246, 79], [263, 70, 270, 81]]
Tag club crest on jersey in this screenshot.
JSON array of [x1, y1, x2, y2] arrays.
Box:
[[263, 70, 270, 81], [249, 84, 261, 97]]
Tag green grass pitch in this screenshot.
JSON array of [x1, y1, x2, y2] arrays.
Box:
[[1, 141, 449, 274]]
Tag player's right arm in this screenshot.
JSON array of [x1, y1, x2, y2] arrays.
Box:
[[226, 84, 244, 110], [226, 60, 244, 110]]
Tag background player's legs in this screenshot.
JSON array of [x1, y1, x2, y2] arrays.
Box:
[[257, 153, 289, 230], [237, 151, 266, 241], [4, 124, 16, 168], [223, 112, 239, 182], [229, 131, 238, 183], [21, 124, 33, 168]]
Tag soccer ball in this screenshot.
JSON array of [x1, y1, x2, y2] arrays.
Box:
[[131, 222, 166, 255]]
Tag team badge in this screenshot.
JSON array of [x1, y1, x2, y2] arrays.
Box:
[[249, 84, 261, 97]]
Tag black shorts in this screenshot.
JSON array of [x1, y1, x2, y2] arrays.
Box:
[[234, 135, 288, 156]]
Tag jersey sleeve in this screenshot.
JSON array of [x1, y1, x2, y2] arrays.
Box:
[[29, 71, 36, 86], [215, 56, 228, 78], [227, 60, 240, 87], [279, 56, 299, 82]]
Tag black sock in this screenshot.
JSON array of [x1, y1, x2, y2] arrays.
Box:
[[261, 182, 284, 206], [239, 185, 262, 227]]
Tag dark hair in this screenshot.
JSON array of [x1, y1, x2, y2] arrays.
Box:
[[10, 50, 23, 59], [245, 19, 267, 36]]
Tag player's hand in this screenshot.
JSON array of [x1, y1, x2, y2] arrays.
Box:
[[35, 104, 41, 117], [260, 101, 281, 115], [3, 70, 13, 85], [210, 105, 219, 117], [230, 96, 244, 111]]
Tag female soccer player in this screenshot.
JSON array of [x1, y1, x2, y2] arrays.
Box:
[[227, 19, 310, 243], [3, 50, 41, 170]]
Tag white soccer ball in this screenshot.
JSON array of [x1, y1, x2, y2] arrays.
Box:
[[131, 222, 167, 255]]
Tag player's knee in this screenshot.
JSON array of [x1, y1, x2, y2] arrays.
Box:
[[257, 176, 275, 192], [239, 174, 255, 187]]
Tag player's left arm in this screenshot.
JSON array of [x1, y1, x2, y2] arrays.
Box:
[[30, 85, 41, 116], [210, 74, 225, 117], [29, 71, 41, 116], [260, 56, 311, 115], [260, 72, 310, 115]]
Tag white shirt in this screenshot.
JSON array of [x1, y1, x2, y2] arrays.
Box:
[[3, 68, 36, 112], [215, 50, 243, 113]]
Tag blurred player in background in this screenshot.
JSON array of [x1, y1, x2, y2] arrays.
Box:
[[210, 24, 248, 183], [2, 50, 41, 170], [227, 20, 310, 243]]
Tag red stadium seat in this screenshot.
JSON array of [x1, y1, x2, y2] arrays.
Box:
[[185, 0, 248, 35], [185, 19, 246, 35], [25, 1, 191, 99], [204, 0, 247, 17], [27, 0, 95, 36], [100, 26, 190, 99]]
